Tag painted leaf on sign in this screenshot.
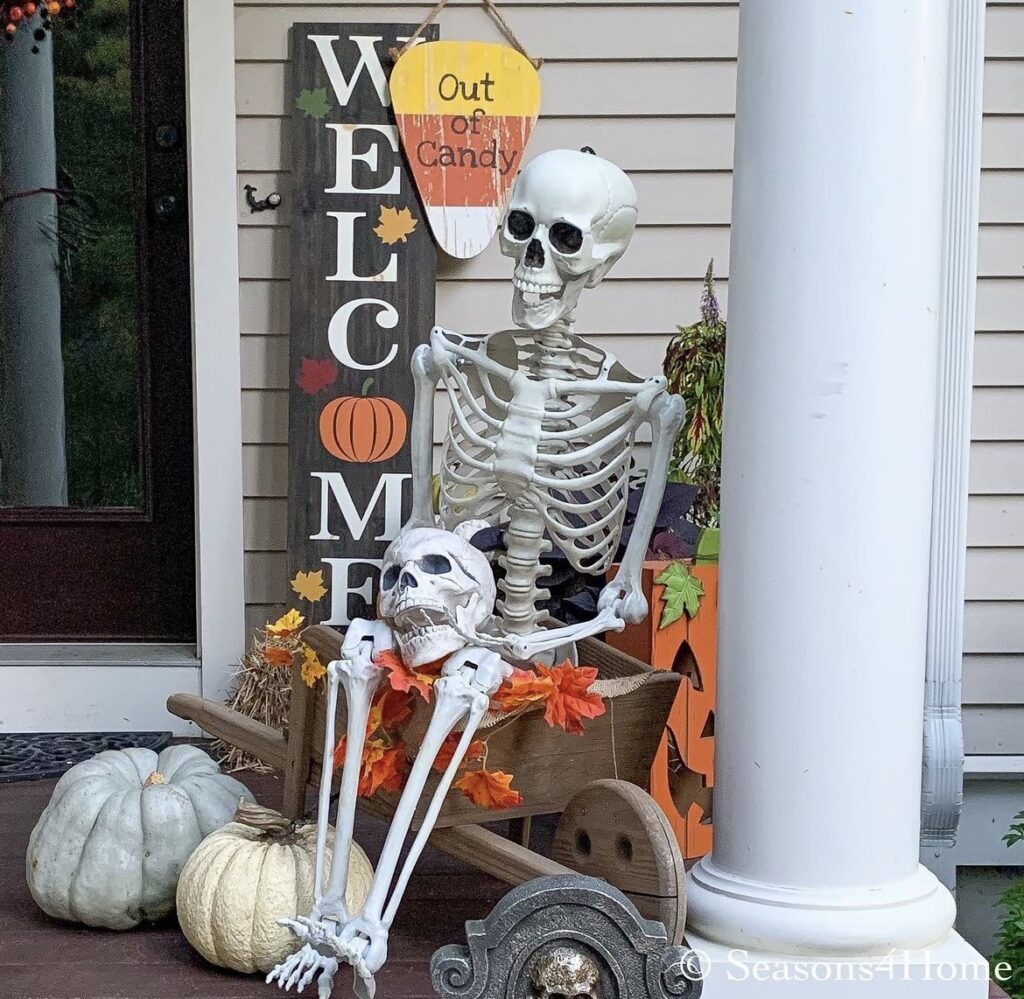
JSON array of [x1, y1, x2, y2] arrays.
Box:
[[390, 40, 541, 259]]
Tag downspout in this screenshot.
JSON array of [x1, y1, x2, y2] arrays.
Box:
[[921, 0, 985, 853]]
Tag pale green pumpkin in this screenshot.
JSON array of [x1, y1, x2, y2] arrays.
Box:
[[26, 745, 253, 930]]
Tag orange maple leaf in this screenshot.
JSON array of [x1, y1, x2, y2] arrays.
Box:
[[262, 645, 296, 669], [535, 661, 606, 735], [373, 205, 417, 245], [376, 648, 436, 702], [492, 666, 555, 713], [432, 735, 486, 774], [333, 737, 408, 796], [455, 769, 523, 810]]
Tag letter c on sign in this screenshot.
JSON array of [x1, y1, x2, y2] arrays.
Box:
[[328, 298, 399, 371]]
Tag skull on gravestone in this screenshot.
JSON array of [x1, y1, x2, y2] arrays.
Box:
[[377, 521, 496, 669], [529, 945, 602, 999], [499, 148, 638, 331]]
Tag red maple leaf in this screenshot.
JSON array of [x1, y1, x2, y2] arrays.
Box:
[[376, 648, 436, 702], [454, 769, 523, 810], [262, 645, 296, 669], [432, 735, 486, 774], [535, 661, 606, 735], [296, 356, 338, 395]]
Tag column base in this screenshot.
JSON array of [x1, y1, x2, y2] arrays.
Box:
[[684, 931, 989, 998], [686, 858, 957, 955]]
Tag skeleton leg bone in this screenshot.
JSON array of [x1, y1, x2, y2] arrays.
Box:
[[328, 647, 512, 999], [267, 620, 390, 997]]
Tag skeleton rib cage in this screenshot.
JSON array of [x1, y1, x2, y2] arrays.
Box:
[[434, 326, 651, 579]]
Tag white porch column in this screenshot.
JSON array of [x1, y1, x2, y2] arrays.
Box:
[[685, 0, 985, 992]]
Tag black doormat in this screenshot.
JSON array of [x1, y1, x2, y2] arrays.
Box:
[[0, 732, 173, 783]]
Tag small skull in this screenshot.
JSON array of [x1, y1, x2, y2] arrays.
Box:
[[500, 149, 637, 331], [529, 946, 601, 999], [377, 521, 495, 668]]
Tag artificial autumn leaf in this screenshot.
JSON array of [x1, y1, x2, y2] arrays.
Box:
[[374, 205, 417, 245], [376, 648, 435, 702], [262, 645, 295, 669], [433, 735, 486, 774], [362, 741, 408, 796], [300, 645, 326, 687], [296, 87, 331, 120], [655, 561, 705, 629], [491, 667, 555, 713], [295, 357, 338, 396], [367, 686, 413, 735], [267, 609, 304, 637], [291, 569, 328, 603], [536, 661, 606, 736], [455, 769, 523, 811]]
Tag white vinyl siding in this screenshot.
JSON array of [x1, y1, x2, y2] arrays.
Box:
[[233, 2, 1024, 748]]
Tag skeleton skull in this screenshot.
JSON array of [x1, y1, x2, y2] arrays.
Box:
[[377, 521, 495, 668], [500, 149, 637, 331], [529, 945, 601, 999]]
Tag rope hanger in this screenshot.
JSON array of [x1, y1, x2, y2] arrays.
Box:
[[388, 0, 543, 69]]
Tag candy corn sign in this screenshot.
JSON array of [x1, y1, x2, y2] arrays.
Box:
[[391, 41, 541, 258]]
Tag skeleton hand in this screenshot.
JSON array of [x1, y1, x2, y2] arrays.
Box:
[[598, 573, 648, 624], [267, 916, 340, 997]]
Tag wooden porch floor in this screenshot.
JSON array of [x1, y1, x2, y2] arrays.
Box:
[[1, 772, 1007, 999], [1, 773, 507, 999]]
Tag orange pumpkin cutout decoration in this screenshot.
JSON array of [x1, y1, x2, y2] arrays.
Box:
[[319, 378, 408, 463]]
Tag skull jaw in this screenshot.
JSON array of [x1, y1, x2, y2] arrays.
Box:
[[394, 622, 467, 669], [511, 274, 588, 331]]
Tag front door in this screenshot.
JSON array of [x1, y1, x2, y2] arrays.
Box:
[[0, 0, 195, 641]]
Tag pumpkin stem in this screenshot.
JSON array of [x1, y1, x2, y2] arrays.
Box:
[[232, 798, 296, 838], [143, 771, 166, 787], [361, 376, 374, 396]]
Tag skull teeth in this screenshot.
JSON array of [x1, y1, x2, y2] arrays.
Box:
[[513, 276, 562, 296]]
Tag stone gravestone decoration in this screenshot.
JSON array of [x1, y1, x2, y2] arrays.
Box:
[[288, 24, 438, 629], [431, 875, 703, 999]]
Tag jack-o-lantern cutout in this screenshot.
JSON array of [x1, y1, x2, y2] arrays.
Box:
[[319, 378, 407, 463]]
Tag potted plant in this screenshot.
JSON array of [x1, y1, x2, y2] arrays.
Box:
[[605, 260, 725, 859]]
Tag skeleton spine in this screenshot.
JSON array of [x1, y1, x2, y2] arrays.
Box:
[[497, 502, 552, 636]]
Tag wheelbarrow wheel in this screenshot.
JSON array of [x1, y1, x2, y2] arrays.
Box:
[[552, 779, 687, 944]]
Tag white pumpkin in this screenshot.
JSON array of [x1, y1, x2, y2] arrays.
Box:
[[176, 801, 374, 974], [26, 745, 253, 930]]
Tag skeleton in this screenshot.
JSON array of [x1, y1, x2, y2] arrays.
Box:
[[529, 946, 603, 999], [268, 149, 684, 998]]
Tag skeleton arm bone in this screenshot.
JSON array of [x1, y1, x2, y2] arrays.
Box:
[[406, 343, 442, 530], [598, 391, 685, 623]]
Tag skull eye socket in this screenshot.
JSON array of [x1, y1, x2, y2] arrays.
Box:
[[420, 554, 452, 575], [550, 221, 584, 254], [506, 209, 535, 241], [381, 565, 400, 590]]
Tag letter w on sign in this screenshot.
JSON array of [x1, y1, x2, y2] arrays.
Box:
[[287, 24, 438, 627]]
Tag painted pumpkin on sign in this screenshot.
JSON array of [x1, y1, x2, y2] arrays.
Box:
[[319, 378, 407, 463]]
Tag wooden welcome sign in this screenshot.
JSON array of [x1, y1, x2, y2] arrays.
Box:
[[288, 24, 437, 627], [391, 40, 541, 258]]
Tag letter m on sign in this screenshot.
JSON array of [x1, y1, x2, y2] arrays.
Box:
[[287, 24, 438, 626]]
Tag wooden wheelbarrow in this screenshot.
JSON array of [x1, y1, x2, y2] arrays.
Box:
[[168, 625, 687, 940]]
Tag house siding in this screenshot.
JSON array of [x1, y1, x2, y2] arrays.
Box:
[[233, 1, 1024, 752]]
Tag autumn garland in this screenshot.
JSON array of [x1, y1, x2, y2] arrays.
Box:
[[256, 610, 608, 811]]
